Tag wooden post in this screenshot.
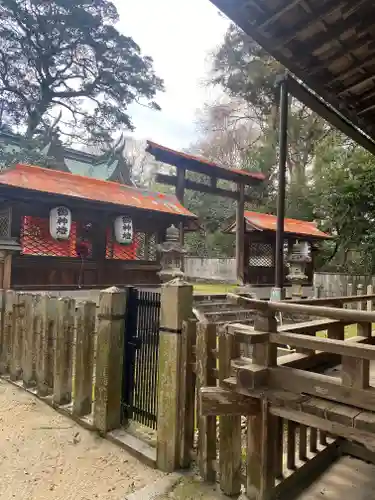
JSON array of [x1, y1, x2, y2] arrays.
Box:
[[346, 283, 353, 309], [236, 183, 245, 285], [219, 326, 241, 496], [22, 294, 37, 388], [53, 297, 75, 405], [156, 281, 193, 472], [36, 295, 57, 396], [2, 253, 12, 289], [196, 322, 217, 482], [179, 318, 197, 468], [10, 292, 25, 381], [342, 284, 370, 389], [367, 284, 373, 311], [73, 301, 96, 417], [247, 310, 277, 500], [94, 287, 127, 433], [0, 290, 15, 374]]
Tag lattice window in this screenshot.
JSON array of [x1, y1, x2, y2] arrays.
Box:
[[106, 229, 158, 261], [148, 233, 157, 261], [21, 216, 77, 257], [0, 208, 11, 238], [249, 242, 274, 267]]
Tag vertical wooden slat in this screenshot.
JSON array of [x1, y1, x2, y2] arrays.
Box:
[[10, 292, 25, 381], [196, 322, 217, 483], [53, 297, 75, 405], [319, 430, 328, 447], [367, 284, 373, 311], [73, 301, 96, 416], [36, 295, 57, 396], [274, 416, 284, 479], [287, 420, 296, 470], [22, 294, 36, 387], [218, 326, 241, 496], [179, 318, 197, 468], [0, 290, 15, 374], [309, 427, 318, 453], [299, 424, 307, 461]]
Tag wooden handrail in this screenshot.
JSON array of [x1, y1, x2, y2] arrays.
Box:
[[228, 293, 375, 323], [288, 294, 375, 305]]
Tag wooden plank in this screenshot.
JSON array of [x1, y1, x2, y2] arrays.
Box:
[[236, 363, 269, 389], [53, 298, 75, 405], [218, 329, 242, 496], [299, 424, 307, 461], [287, 420, 297, 470], [73, 301, 96, 417], [196, 322, 217, 483], [270, 366, 375, 413], [200, 386, 259, 416], [269, 332, 375, 360], [271, 406, 375, 452], [309, 428, 318, 453], [278, 319, 340, 334], [179, 319, 196, 469], [274, 416, 284, 478]]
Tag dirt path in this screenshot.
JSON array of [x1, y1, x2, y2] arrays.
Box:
[[0, 379, 164, 500]]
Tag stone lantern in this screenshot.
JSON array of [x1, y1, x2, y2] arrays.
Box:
[[157, 224, 187, 283], [286, 240, 311, 299]]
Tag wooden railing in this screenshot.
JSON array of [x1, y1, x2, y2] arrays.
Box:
[[190, 292, 375, 499]]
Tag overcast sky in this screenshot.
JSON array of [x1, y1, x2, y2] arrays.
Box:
[[113, 0, 229, 150]]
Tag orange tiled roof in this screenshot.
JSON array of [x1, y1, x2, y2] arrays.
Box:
[[147, 140, 265, 182], [0, 164, 197, 218], [244, 211, 330, 239]]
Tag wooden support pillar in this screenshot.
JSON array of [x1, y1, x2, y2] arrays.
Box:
[[247, 310, 278, 500], [236, 182, 245, 285], [156, 280, 193, 472], [2, 253, 12, 290], [219, 327, 242, 496], [53, 297, 75, 405], [94, 287, 127, 433], [73, 301, 96, 416]]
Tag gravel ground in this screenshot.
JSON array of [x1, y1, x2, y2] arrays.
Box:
[[0, 379, 164, 500]]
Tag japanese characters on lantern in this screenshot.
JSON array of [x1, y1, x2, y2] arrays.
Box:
[[49, 206, 72, 241], [114, 215, 133, 245]]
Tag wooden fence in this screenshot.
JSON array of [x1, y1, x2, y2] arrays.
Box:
[[189, 291, 375, 499]]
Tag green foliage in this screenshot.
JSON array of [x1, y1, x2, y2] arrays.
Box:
[[0, 0, 163, 144]]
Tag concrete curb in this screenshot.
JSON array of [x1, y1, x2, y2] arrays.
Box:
[[124, 473, 181, 500]]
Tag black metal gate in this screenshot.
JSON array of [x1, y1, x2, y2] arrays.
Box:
[[121, 287, 161, 429]]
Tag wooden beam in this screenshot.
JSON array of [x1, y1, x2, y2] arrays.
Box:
[[269, 366, 375, 413], [236, 183, 245, 285], [155, 173, 255, 202], [269, 332, 375, 360], [200, 386, 259, 416]]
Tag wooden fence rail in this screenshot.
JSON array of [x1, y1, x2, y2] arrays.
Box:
[[191, 290, 375, 499]]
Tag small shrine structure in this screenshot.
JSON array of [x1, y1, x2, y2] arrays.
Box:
[[223, 211, 330, 298], [0, 163, 196, 290]]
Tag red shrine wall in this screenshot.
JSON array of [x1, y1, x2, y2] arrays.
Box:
[[12, 215, 161, 289]]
